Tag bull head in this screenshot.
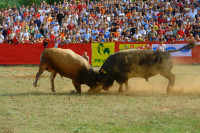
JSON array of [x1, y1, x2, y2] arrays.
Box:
[[98, 69, 114, 91]]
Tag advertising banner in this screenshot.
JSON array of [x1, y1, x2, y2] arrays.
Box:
[[92, 42, 115, 66], [119, 44, 152, 51], [152, 44, 192, 57]]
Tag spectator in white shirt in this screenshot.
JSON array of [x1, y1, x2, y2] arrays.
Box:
[[139, 26, 146, 37], [133, 30, 142, 40], [157, 39, 166, 52]]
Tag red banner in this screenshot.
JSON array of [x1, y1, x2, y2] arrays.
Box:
[[0, 43, 92, 64]]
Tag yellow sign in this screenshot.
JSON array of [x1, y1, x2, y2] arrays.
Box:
[[92, 42, 115, 66], [119, 44, 151, 51]]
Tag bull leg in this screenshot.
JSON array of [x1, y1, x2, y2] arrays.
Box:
[[161, 72, 175, 94], [33, 64, 46, 87], [72, 81, 81, 94], [50, 71, 57, 92], [118, 83, 123, 93], [125, 81, 129, 91]]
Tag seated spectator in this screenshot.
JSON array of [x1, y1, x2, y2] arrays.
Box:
[[91, 26, 99, 40], [65, 36, 71, 44], [13, 33, 20, 45], [165, 27, 173, 41], [144, 36, 149, 42], [8, 36, 13, 45], [137, 36, 144, 42], [186, 33, 195, 42], [168, 35, 176, 43], [172, 25, 180, 37], [157, 26, 165, 36], [133, 30, 142, 40], [148, 27, 157, 40], [77, 36, 83, 43], [34, 30, 43, 39], [82, 29, 91, 43], [149, 34, 158, 42], [106, 38, 110, 42], [23, 29, 30, 40], [0, 31, 4, 43], [195, 34, 200, 41], [71, 36, 77, 43], [100, 35, 106, 43], [42, 36, 50, 48], [176, 35, 185, 42], [129, 36, 136, 42], [177, 26, 185, 38], [139, 26, 146, 37], [0, 35, 4, 43]]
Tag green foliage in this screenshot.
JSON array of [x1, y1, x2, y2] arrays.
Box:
[[0, 0, 63, 9], [0, 0, 20, 9], [17, 0, 44, 6]]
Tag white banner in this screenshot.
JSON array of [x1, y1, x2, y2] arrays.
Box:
[[152, 44, 192, 57]]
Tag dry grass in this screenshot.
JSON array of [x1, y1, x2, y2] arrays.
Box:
[[0, 65, 200, 133]]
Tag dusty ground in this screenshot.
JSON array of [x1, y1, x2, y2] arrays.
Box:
[[0, 65, 200, 132]]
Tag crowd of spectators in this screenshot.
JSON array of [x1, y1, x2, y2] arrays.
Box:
[[0, 0, 200, 46]]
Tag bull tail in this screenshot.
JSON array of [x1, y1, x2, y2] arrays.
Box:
[[167, 42, 196, 53]]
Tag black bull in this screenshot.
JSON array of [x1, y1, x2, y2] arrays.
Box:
[[98, 43, 195, 94]]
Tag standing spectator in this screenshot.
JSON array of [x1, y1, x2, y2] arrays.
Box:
[[157, 39, 166, 52], [82, 52, 89, 62], [2, 26, 8, 40], [34, 17, 41, 28], [57, 10, 65, 26], [67, 21, 74, 31], [43, 36, 50, 48], [40, 25, 48, 37], [50, 32, 55, 43]]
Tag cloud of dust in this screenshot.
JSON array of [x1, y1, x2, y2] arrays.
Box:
[[99, 65, 200, 96]]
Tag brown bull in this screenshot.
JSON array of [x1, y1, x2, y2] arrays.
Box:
[[98, 43, 195, 94], [33, 48, 99, 93]]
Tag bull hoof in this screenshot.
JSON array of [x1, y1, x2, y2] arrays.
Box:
[[51, 89, 55, 92], [33, 82, 37, 87]]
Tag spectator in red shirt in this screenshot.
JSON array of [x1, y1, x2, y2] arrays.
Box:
[[13, 33, 19, 44], [67, 21, 74, 31], [157, 26, 166, 35], [50, 32, 55, 43], [177, 26, 185, 37], [158, 15, 167, 24]]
